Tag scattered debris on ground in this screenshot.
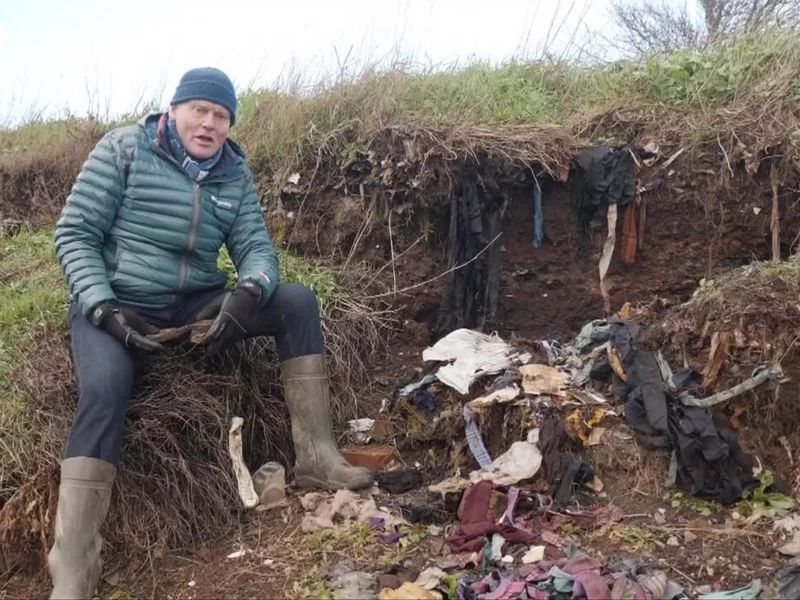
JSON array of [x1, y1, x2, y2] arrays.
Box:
[[84, 304, 791, 599], [5, 276, 800, 599]]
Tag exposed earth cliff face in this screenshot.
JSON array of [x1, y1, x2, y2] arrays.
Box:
[[4, 93, 800, 598]]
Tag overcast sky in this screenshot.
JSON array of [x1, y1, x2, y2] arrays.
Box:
[[0, 0, 627, 125]]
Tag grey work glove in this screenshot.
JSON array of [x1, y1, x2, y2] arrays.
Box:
[[204, 280, 263, 354], [89, 302, 164, 353]]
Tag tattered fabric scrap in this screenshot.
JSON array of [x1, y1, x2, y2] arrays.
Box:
[[423, 329, 531, 395]]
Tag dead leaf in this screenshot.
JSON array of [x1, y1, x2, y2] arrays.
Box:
[[585, 476, 604, 493], [608, 346, 628, 382], [617, 302, 633, 320], [702, 330, 731, 388], [587, 427, 606, 446]]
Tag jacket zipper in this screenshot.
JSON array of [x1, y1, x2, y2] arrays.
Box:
[[177, 182, 202, 291]]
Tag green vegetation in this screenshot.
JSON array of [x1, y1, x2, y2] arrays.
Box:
[[293, 522, 431, 598], [739, 469, 795, 518], [218, 246, 343, 311], [611, 524, 665, 553], [301, 521, 429, 565], [664, 491, 721, 517], [378, 524, 430, 568], [0, 229, 67, 397], [290, 577, 333, 600], [0, 228, 66, 493], [0, 118, 95, 155], [232, 30, 800, 173], [3, 30, 799, 182], [559, 520, 582, 538]]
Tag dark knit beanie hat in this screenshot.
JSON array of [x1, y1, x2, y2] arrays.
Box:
[[170, 67, 237, 125]]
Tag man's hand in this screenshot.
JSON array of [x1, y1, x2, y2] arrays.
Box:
[[205, 280, 262, 354], [90, 302, 164, 352]]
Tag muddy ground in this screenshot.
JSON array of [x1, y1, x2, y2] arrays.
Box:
[[6, 395, 782, 599]]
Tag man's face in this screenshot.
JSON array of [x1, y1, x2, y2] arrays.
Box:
[[169, 100, 231, 160]]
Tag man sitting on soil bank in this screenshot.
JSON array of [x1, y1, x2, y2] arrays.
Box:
[[49, 67, 374, 599]]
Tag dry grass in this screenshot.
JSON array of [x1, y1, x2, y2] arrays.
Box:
[[0, 249, 394, 580], [588, 424, 672, 502], [0, 119, 103, 226], [652, 261, 800, 370], [232, 30, 800, 196], [4, 30, 800, 228], [644, 261, 800, 466]]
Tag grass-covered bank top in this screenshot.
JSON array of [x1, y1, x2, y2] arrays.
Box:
[[2, 30, 799, 185]]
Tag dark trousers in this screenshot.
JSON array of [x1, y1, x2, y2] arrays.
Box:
[[64, 283, 325, 465]]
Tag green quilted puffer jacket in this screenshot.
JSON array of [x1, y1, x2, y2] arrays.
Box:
[[55, 113, 279, 317]]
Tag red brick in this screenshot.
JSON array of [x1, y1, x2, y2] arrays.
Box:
[[341, 445, 396, 470]]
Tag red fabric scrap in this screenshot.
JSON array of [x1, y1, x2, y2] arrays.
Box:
[[447, 481, 537, 553]]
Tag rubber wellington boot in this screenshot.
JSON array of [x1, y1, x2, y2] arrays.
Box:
[[48, 457, 116, 600], [281, 355, 374, 490]]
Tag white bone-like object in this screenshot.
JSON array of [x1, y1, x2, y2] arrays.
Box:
[[228, 417, 259, 508]]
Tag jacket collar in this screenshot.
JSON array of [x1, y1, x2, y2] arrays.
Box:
[[139, 112, 247, 183]]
